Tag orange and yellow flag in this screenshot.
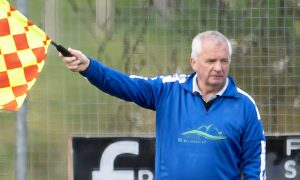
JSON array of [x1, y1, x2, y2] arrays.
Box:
[[0, 0, 51, 111]]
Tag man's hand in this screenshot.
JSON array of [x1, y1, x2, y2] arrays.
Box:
[[61, 48, 90, 72]]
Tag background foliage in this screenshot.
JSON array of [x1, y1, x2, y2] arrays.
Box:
[[1, 0, 300, 179]]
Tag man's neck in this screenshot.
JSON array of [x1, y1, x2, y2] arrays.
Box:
[[200, 82, 223, 94], [193, 75, 228, 102], [199, 84, 222, 102]]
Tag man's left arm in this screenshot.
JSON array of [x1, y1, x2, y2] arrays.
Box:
[[241, 102, 266, 180]]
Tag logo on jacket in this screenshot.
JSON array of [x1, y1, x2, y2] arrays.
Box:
[[178, 124, 227, 144]]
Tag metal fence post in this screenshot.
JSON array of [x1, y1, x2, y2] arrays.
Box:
[[16, 0, 28, 179], [16, 101, 27, 180]]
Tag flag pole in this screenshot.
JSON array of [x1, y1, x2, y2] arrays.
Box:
[[16, 1, 28, 180], [50, 41, 72, 57]]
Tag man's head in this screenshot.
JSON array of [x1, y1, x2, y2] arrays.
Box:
[[190, 31, 231, 92]]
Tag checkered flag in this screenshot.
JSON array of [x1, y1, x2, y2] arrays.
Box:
[[0, 0, 51, 111]]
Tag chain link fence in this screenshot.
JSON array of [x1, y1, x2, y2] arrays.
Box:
[[0, 0, 300, 179]]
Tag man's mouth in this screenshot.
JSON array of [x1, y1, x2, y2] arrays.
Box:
[[211, 75, 223, 78]]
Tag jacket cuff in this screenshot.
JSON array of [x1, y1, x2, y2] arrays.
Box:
[[79, 58, 98, 79]]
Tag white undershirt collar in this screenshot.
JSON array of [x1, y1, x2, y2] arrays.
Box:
[[192, 74, 228, 102]]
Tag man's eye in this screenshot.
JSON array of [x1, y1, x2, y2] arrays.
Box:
[[222, 59, 229, 63]]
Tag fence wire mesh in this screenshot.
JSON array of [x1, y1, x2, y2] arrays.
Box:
[[0, 0, 300, 179]]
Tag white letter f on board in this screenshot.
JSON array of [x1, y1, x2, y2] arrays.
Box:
[[92, 141, 139, 180]]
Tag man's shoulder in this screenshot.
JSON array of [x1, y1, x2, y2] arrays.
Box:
[[129, 73, 191, 83], [159, 73, 191, 84], [128, 73, 195, 95], [236, 87, 261, 119], [236, 88, 257, 104]]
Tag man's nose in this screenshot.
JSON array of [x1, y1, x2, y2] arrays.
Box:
[[213, 61, 222, 72]]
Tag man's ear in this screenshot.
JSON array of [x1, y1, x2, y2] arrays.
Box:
[[190, 58, 197, 71]]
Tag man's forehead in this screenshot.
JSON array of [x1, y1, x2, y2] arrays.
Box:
[[200, 42, 230, 58]]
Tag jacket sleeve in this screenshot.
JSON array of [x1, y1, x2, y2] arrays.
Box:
[[240, 100, 266, 180], [80, 58, 162, 110]]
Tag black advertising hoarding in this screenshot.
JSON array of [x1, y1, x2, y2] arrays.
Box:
[[266, 136, 300, 179], [70, 135, 300, 180], [70, 137, 155, 180]]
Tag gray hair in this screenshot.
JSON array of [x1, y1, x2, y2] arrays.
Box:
[[191, 31, 232, 60]]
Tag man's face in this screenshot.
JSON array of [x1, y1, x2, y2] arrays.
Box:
[[190, 38, 230, 90]]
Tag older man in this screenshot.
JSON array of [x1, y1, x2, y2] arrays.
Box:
[[62, 31, 266, 180]]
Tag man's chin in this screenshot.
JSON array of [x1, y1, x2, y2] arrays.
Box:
[[209, 80, 225, 87]]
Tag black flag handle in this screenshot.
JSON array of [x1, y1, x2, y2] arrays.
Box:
[[51, 41, 72, 57]]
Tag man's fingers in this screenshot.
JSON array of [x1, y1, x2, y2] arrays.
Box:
[[61, 48, 89, 72], [67, 48, 81, 57], [68, 64, 79, 71], [67, 60, 80, 66], [66, 62, 80, 71], [63, 56, 77, 63]]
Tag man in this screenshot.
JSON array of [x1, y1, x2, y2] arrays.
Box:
[[62, 31, 266, 179]]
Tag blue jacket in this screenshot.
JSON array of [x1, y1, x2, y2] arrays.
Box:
[[81, 58, 266, 180]]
